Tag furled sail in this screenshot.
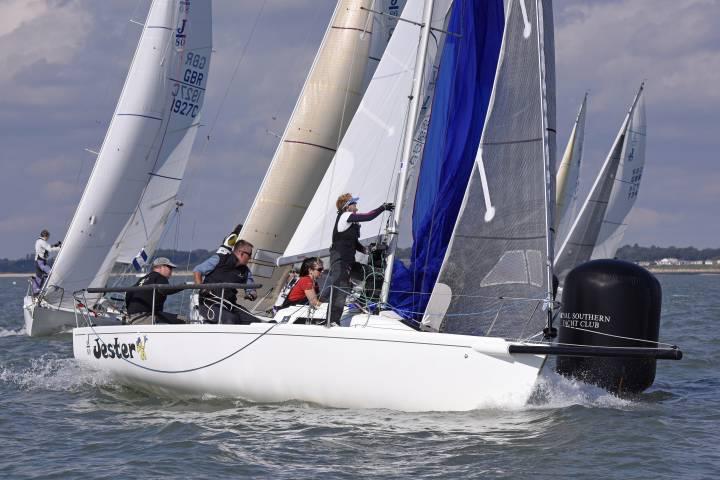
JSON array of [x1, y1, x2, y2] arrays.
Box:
[[43, 0, 212, 307], [424, 0, 557, 340], [554, 84, 645, 281], [238, 0, 381, 310], [387, 0, 505, 316], [279, 0, 453, 266], [555, 94, 587, 246]]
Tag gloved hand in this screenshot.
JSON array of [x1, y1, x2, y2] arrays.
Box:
[[53, 241, 62, 247], [382, 202, 395, 212], [244, 291, 257, 301]]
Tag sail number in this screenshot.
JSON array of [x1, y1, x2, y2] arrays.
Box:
[[171, 53, 207, 117]]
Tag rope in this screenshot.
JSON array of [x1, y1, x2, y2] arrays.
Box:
[[84, 320, 280, 374]]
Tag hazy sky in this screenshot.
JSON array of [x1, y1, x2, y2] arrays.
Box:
[[0, 0, 718, 259]]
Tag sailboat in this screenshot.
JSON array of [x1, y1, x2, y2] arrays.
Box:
[[554, 94, 587, 248], [71, 2, 679, 410], [554, 84, 646, 281], [24, 0, 213, 336]]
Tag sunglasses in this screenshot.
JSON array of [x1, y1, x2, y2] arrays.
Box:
[[239, 251, 252, 257], [313, 267, 324, 272]]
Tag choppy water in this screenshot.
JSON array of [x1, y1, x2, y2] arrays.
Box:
[[1, 274, 718, 479]]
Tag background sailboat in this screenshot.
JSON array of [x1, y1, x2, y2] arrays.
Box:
[[554, 84, 646, 281], [24, 0, 212, 336], [555, 94, 587, 248]]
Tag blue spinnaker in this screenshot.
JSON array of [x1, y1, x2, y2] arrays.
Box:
[[389, 0, 504, 318]]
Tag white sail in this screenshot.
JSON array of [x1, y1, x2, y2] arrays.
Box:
[[361, 0, 408, 90], [555, 94, 587, 245], [237, 0, 379, 309], [554, 84, 645, 281], [42, 0, 212, 307], [279, 0, 452, 265], [591, 88, 646, 260]]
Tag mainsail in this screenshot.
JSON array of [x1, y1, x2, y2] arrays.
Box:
[[424, 0, 557, 339], [279, 0, 453, 266], [554, 84, 645, 281], [42, 0, 212, 307], [555, 94, 587, 246], [590, 88, 646, 260], [238, 0, 384, 309]]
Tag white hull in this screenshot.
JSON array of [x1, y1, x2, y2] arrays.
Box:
[[24, 296, 122, 337], [72, 317, 546, 411]]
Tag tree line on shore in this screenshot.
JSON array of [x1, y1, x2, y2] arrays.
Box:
[[2, 245, 719, 273]]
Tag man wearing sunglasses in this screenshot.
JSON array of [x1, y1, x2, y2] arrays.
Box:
[[193, 240, 258, 324]]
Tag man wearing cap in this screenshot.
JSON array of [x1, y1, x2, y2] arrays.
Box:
[[32, 229, 62, 295], [125, 257, 185, 325], [327, 193, 394, 326]]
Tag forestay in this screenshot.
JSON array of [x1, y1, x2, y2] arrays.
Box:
[[554, 85, 645, 281], [43, 0, 212, 308], [424, 0, 557, 340], [279, 0, 453, 265], [555, 94, 587, 247]]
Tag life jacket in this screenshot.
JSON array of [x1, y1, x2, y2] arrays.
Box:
[[36, 237, 49, 261], [330, 212, 360, 263], [200, 253, 250, 305]]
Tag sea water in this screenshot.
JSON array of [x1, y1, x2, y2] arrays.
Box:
[[1, 274, 718, 479]]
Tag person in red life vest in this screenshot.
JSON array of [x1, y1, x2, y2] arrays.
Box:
[[284, 257, 324, 308]]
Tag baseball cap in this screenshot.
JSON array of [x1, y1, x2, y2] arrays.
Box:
[[152, 257, 177, 268]]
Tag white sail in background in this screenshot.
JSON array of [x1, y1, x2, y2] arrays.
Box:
[[555, 94, 587, 246], [279, 0, 452, 265], [238, 0, 379, 308], [43, 0, 212, 307], [554, 84, 645, 281], [591, 88, 646, 260]]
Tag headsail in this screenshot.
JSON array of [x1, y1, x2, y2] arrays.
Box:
[[279, 0, 453, 266], [554, 84, 645, 281], [555, 94, 587, 246], [43, 0, 212, 307], [424, 0, 557, 340], [387, 0, 505, 316]]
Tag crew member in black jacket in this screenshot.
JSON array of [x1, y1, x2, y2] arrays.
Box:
[[327, 193, 393, 325], [125, 257, 184, 325]]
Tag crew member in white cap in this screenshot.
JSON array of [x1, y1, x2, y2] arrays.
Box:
[[125, 257, 185, 325], [326, 193, 394, 326]]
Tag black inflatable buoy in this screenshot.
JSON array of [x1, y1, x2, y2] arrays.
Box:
[[556, 259, 662, 395]]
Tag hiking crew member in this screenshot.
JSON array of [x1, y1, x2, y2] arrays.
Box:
[[125, 257, 185, 325], [194, 240, 257, 324], [327, 194, 393, 325], [32, 229, 61, 295]]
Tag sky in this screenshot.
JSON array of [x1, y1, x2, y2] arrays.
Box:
[[0, 0, 718, 259]]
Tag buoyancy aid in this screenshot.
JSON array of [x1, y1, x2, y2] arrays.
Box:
[[330, 212, 361, 263], [200, 253, 250, 305]]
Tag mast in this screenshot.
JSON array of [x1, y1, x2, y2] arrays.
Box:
[[380, 0, 436, 304], [536, 0, 556, 335]]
